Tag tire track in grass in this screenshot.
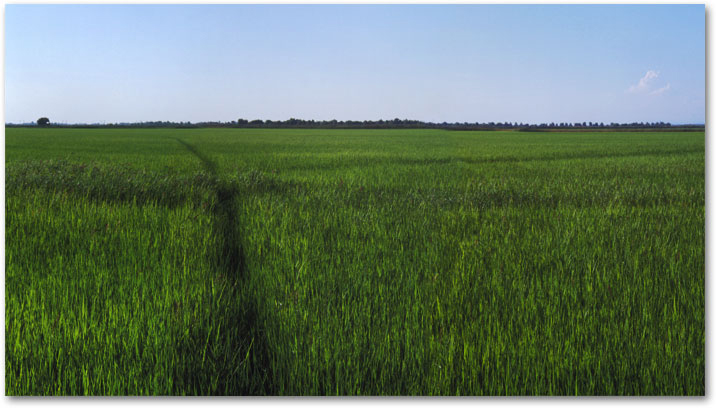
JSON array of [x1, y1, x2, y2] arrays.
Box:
[[176, 139, 245, 279], [175, 138, 272, 394]]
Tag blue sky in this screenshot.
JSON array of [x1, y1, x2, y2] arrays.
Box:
[[5, 4, 705, 124]]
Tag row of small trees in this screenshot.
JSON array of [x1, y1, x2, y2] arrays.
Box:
[[232, 118, 676, 129], [27, 117, 682, 130]]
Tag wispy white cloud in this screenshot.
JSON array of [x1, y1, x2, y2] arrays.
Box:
[[650, 83, 671, 95], [628, 70, 659, 93]]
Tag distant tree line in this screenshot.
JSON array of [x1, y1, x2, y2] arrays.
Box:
[[6, 117, 704, 131]]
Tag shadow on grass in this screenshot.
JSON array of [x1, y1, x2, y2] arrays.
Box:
[[6, 159, 304, 212], [173, 138, 273, 395]]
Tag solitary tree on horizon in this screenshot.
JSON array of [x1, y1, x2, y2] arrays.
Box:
[[37, 117, 50, 126]]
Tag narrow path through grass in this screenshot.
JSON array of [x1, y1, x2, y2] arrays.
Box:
[[175, 138, 272, 394]]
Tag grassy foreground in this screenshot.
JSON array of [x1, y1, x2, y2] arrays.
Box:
[[5, 128, 704, 395]]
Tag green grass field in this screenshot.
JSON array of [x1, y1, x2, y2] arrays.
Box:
[[5, 127, 704, 395]]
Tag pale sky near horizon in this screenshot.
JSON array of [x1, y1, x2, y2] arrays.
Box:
[[4, 4, 705, 124]]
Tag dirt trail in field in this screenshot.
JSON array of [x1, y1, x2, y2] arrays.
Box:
[[175, 138, 272, 394]]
